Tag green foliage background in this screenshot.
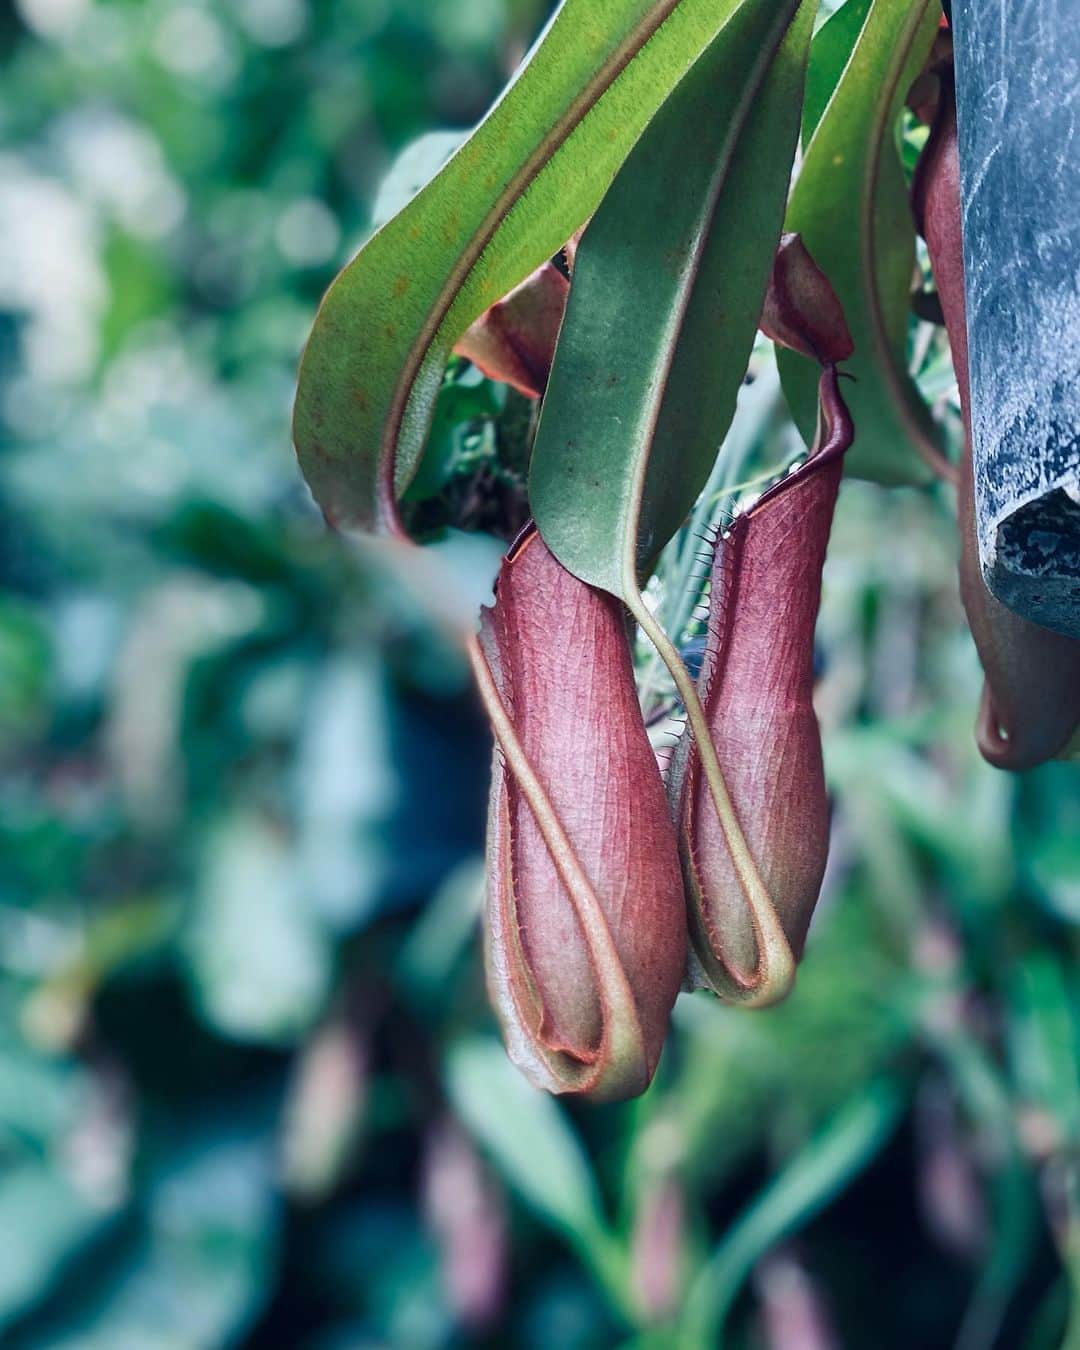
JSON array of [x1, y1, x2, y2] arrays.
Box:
[[0, 2, 1078, 1347]]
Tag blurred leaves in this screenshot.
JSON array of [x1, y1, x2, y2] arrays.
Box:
[[187, 810, 334, 1045], [0, 1162, 116, 1332], [680, 1079, 905, 1347], [8, 1114, 280, 1350], [447, 1039, 612, 1255], [3, 1, 1080, 1347], [0, 599, 49, 744]]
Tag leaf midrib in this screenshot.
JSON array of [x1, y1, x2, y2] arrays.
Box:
[[620, 0, 801, 597]]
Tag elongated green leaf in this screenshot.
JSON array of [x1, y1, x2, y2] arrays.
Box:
[[447, 1042, 632, 1312], [293, 0, 761, 532], [678, 1079, 905, 1349], [529, 0, 816, 598], [0, 1163, 117, 1331], [445, 1039, 610, 1249], [802, 0, 872, 147], [780, 0, 943, 485]]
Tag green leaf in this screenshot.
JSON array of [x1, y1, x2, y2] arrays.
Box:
[[0, 599, 49, 746], [802, 0, 873, 148], [1010, 956, 1080, 1144], [185, 810, 333, 1045], [0, 1163, 117, 1332], [294, 0, 764, 533], [395, 858, 485, 1009], [678, 1079, 905, 1348], [529, 0, 816, 597], [779, 0, 943, 484], [445, 1039, 614, 1258], [12, 1115, 279, 1349]]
